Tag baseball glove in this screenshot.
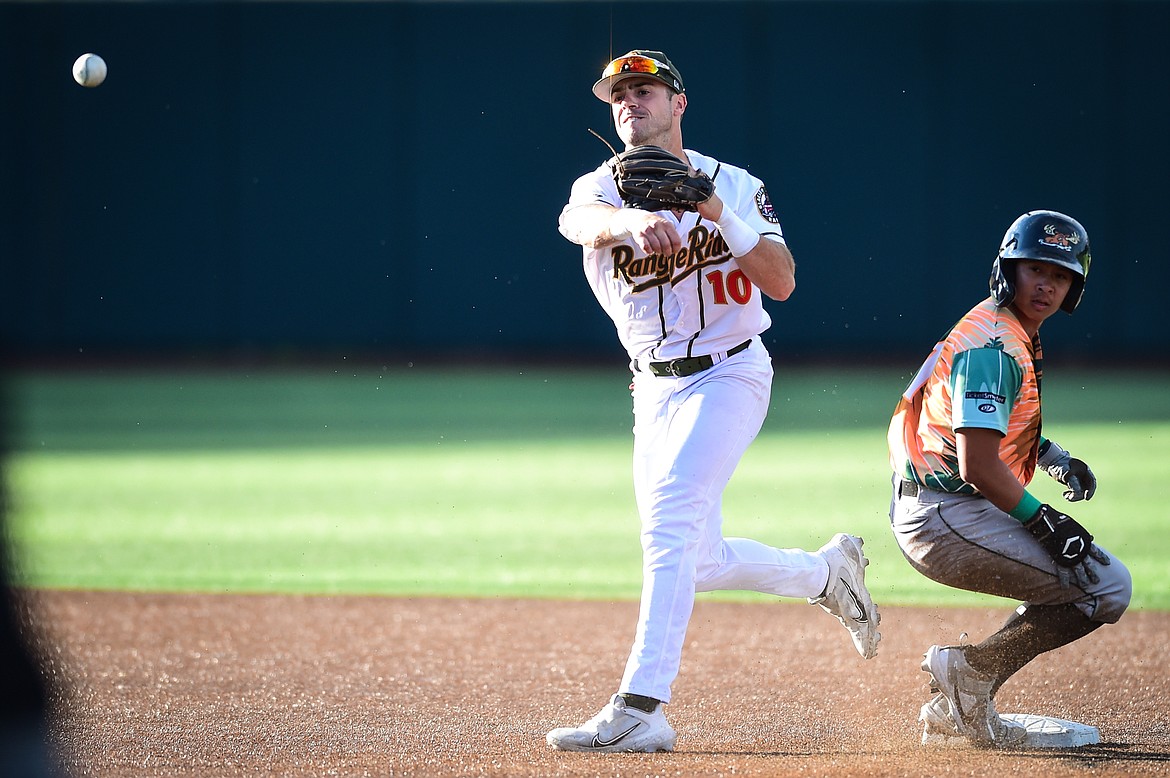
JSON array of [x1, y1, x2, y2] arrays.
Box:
[[609, 145, 715, 212]]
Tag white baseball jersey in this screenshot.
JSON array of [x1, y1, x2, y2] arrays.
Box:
[[559, 149, 786, 363], [558, 148, 832, 706]]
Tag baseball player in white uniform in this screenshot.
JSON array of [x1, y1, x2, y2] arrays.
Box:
[[545, 50, 881, 753]]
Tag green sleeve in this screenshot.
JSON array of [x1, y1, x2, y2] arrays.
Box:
[[949, 348, 1023, 433]]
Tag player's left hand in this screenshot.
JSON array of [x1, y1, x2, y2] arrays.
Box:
[[1037, 439, 1097, 501]]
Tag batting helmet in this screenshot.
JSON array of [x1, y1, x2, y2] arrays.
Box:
[[990, 210, 1091, 314]]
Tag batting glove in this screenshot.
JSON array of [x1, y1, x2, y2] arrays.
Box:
[[1024, 504, 1111, 590], [1037, 439, 1097, 502]]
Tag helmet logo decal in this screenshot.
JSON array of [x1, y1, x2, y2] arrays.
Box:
[[1041, 223, 1080, 251]]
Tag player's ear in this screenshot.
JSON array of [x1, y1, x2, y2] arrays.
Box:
[[673, 91, 687, 117]]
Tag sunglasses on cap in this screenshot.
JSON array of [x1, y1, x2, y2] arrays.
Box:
[[602, 54, 671, 78]]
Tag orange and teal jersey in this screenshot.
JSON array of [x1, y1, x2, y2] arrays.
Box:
[[888, 298, 1043, 494]]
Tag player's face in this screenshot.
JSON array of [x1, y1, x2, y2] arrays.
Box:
[[609, 79, 684, 148], [1011, 260, 1074, 333]]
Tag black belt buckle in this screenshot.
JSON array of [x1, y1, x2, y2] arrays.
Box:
[[900, 479, 920, 498], [647, 356, 702, 377]]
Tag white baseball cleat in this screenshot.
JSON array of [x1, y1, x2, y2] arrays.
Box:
[[809, 533, 881, 659], [546, 694, 677, 753], [921, 645, 1026, 747], [919, 692, 963, 743], [920, 693, 1078, 749]]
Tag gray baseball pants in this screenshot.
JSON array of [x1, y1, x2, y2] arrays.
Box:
[[890, 479, 1131, 624]]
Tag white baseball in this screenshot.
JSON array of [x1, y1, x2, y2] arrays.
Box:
[[72, 53, 108, 87]]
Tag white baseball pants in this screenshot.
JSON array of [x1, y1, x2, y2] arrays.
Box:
[[620, 342, 829, 704]]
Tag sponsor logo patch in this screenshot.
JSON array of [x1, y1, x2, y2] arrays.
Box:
[[965, 391, 1005, 404], [978, 403, 997, 413]]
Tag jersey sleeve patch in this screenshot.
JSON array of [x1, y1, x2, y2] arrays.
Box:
[[755, 186, 780, 224], [950, 347, 1022, 434]]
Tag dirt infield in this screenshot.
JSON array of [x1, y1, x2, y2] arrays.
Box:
[[24, 591, 1170, 777]]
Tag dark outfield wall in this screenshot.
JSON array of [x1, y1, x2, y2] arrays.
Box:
[[2, 1, 1168, 364]]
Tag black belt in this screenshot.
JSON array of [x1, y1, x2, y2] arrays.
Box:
[[899, 479, 920, 498], [638, 340, 751, 378]]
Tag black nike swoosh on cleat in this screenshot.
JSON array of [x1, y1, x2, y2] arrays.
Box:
[[591, 723, 641, 749], [840, 578, 869, 623]]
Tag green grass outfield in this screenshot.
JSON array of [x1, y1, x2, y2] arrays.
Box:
[[4, 365, 1169, 610]]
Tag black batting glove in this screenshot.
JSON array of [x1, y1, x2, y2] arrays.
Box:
[[1063, 458, 1097, 501], [1037, 439, 1097, 502], [1024, 504, 1111, 590]]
